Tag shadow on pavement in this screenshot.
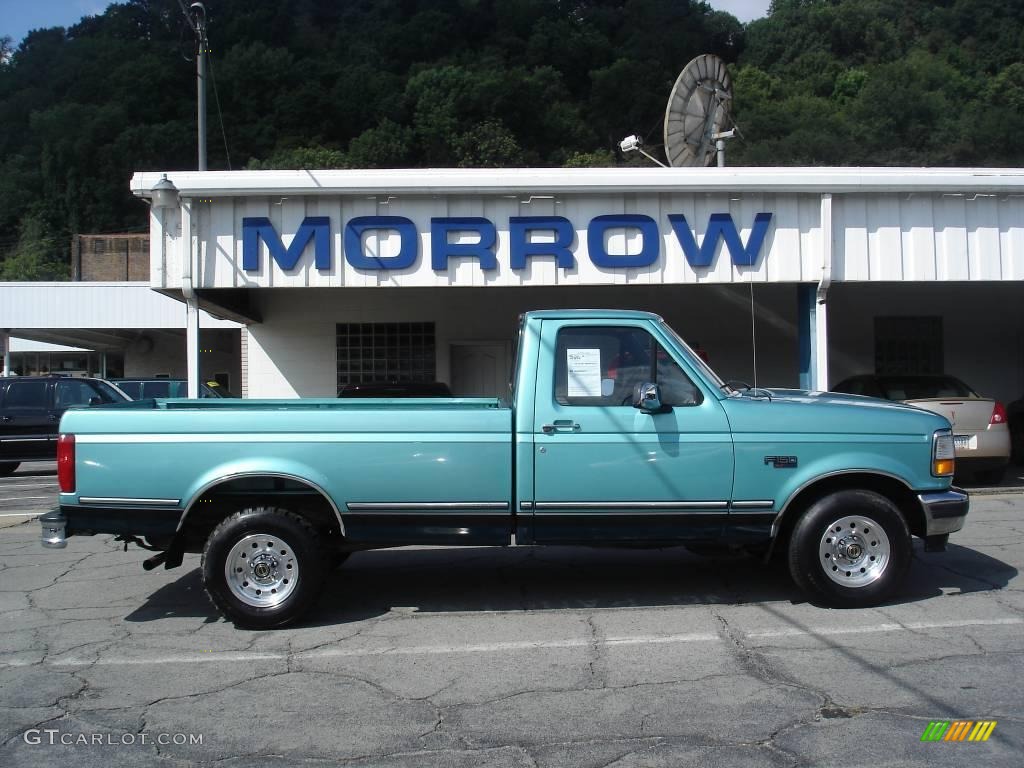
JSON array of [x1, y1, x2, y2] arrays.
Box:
[[123, 540, 1017, 626], [124, 568, 221, 623]]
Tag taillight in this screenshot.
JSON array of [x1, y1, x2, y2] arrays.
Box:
[[57, 434, 75, 493], [991, 402, 1007, 425]]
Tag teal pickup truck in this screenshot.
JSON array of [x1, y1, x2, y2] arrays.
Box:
[[41, 310, 968, 628]]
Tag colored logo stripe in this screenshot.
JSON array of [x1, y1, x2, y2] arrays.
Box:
[[944, 721, 973, 741], [920, 720, 997, 742], [969, 721, 998, 742]]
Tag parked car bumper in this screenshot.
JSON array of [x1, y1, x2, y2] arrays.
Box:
[[953, 424, 1010, 462], [918, 487, 969, 536]]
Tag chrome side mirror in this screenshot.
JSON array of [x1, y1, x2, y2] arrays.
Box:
[[632, 382, 664, 413]]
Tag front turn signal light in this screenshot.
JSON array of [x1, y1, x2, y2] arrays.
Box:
[[932, 431, 955, 477]]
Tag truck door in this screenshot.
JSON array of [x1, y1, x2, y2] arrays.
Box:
[[531, 321, 734, 543]]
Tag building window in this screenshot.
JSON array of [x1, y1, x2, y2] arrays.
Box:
[[336, 322, 436, 389], [874, 316, 943, 375]]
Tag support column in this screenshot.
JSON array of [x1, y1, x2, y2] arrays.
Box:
[[798, 284, 816, 391], [99, 352, 107, 379], [1, 331, 10, 376], [181, 199, 200, 398], [187, 300, 200, 397], [799, 193, 834, 392], [814, 193, 833, 392]]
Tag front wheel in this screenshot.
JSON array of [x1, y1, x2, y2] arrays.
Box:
[[202, 507, 327, 629], [788, 490, 911, 608]]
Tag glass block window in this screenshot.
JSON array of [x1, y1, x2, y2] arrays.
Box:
[[874, 316, 943, 375], [336, 322, 436, 387]]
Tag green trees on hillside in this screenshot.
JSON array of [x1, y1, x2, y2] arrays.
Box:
[[1, 0, 1022, 279]]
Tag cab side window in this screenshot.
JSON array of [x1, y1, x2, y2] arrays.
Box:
[[554, 326, 702, 407]]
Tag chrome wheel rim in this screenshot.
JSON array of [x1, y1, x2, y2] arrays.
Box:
[[225, 533, 298, 608], [819, 515, 890, 588]]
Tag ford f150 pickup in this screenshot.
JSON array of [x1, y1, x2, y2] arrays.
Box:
[[40, 310, 968, 628]]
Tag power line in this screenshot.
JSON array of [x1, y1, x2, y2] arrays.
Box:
[[207, 51, 232, 170]]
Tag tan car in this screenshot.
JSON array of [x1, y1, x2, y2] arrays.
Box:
[[832, 374, 1010, 484]]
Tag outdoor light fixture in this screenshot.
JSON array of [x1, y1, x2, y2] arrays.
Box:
[[619, 134, 667, 167], [150, 174, 180, 210]]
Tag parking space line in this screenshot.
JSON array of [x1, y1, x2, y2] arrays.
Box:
[[3, 616, 1016, 669]]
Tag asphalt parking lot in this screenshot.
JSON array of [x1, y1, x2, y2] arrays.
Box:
[[1, 467, 1023, 766]]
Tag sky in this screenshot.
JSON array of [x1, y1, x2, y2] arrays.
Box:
[[1, 0, 772, 45]]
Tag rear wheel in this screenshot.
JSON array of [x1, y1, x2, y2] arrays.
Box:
[[202, 506, 327, 629], [788, 490, 911, 608], [0, 462, 20, 476]]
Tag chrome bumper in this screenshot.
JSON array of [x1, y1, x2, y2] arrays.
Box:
[[40, 511, 67, 549], [918, 488, 969, 537]]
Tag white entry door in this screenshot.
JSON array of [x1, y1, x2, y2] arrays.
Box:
[[450, 343, 509, 398]]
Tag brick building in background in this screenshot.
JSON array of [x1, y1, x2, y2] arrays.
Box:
[[72, 234, 150, 282]]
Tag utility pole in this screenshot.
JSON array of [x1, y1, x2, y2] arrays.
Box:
[[180, 2, 208, 397], [193, 2, 208, 170]]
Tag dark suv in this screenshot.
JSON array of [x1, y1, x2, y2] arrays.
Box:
[[110, 378, 228, 399], [0, 376, 128, 475]]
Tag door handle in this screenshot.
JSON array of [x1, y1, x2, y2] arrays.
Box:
[[542, 420, 581, 434], [1, 416, 11, 423]]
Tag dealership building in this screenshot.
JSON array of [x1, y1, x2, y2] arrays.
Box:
[[3, 166, 1023, 406]]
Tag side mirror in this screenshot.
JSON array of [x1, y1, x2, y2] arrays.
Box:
[[88, 397, 103, 407], [632, 382, 665, 413]]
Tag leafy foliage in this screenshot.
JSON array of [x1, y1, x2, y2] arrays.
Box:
[[0, 0, 1022, 279]]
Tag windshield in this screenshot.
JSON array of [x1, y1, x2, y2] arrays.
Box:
[[658, 320, 732, 394]]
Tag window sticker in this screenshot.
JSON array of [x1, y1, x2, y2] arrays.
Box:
[[566, 348, 602, 397]]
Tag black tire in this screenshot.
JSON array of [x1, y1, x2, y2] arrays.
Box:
[[202, 506, 327, 629], [0, 462, 20, 476], [788, 490, 911, 608]]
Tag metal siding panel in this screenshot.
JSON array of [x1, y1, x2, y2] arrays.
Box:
[[835, 195, 868, 281], [966, 195, 1002, 281], [999, 196, 1024, 280], [902, 195, 936, 282], [870, 194, 904, 281], [798, 194, 822, 282], [936, 195, 969, 281]]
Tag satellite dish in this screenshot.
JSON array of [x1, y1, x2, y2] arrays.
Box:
[[663, 54, 733, 167]]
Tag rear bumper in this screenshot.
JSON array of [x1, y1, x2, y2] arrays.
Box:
[[918, 487, 969, 536], [39, 505, 182, 549]]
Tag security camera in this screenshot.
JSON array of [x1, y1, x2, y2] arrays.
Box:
[[619, 135, 642, 152]]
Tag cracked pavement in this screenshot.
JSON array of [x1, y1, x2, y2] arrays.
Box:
[[1, 491, 1023, 766]]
